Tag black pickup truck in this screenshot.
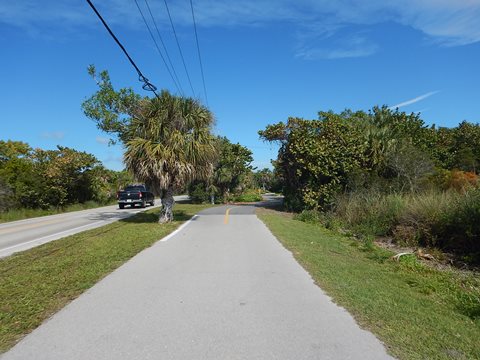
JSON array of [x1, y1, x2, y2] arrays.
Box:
[[117, 185, 155, 209]]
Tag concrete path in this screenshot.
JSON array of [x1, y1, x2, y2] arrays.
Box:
[[1, 204, 393, 359]]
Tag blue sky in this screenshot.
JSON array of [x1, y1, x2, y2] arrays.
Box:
[[1, 0, 479, 171]]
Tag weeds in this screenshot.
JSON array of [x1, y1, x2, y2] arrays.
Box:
[[308, 189, 480, 264]]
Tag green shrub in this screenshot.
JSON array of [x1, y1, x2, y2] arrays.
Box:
[[334, 192, 405, 237], [293, 210, 323, 223], [332, 189, 480, 264], [441, 189, 480, 259], [395, 190, 480, 258], [188, 182, 210, 204], [233, 190, 262, 202], [397, 191, 455, 247], [293, 210, 343, 232]]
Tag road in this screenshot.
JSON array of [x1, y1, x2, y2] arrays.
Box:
[[2, 202, 392, 359], [0, 196, 188, 258]]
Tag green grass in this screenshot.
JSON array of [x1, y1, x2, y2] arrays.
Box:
[[0, 203, 212, 353], [257, 208, 480, 360], [0, 200, 117, 223]]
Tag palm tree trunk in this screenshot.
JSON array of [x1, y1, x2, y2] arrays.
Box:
[[159, 186, 175, 223]]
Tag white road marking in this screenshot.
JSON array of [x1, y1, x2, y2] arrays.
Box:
[[160, 215, 199, 242], [0, 220, 106, 255]]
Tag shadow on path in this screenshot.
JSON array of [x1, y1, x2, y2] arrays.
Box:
[[119, 210, 190, 224]]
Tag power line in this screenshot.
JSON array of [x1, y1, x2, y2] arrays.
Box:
[[143, 0, 185, 96], [162, 0, 196, 96], [85, 0, 159, 97], [189, 0, 209, 107], [133, 0, 183, 95]]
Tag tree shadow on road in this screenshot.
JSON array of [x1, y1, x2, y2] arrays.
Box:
[[120, 209, 190, 224], [254, 195, 286, 212]]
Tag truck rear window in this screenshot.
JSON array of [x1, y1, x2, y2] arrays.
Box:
[[124, 186, 145, 191]]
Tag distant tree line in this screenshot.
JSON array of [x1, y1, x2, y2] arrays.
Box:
[[0, 140, 132, 212]]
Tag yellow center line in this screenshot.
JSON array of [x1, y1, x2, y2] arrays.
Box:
[[0, 218, 67, 235], [224, 207, 234, 224]]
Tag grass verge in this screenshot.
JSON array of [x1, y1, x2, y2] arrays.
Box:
[[0, 200, 117, 224], [257, 208, 480, 360], [0, 203, 212, 353]]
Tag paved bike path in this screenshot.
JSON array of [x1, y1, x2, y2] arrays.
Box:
[[2, 205, 393, 359]]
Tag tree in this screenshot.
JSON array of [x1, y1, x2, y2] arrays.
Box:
[[213, 137, 254, 201], [31, 146, 100, 206], [187, 137, 254, 204], [253, 168, 274, 191], [123, 92, 217, 222], [0, 178, 14, 212], [0, 142, 42, 208], [0, 140, 31, 162], [452, 121, 480, 173], [0, 141, 118, 210], [259, 114, 366, 210], [83, 66, 217, 223], [259, 107, 443, 210], [386, 142, 434, 192]]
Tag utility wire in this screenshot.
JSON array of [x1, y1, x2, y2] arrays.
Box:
[[86, 0, 159, 97], [189, 0, 209, 107], [133, 0, 183, 95], [162, 0, 196, 96], [143, 0, 185, 97]]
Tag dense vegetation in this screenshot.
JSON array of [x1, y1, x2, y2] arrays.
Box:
[[260, 106, 480, 263], [187, 137, 282, 204], [188, 136, 254, 203], [83, 66, 218, 222], [0, 140, 131, 214]]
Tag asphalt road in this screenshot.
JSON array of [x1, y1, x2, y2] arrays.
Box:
[[0, 196, 188, 258], [2, 202, 393, 359]]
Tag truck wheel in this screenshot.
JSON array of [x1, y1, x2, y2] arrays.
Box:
[[150, 200, 155, 206], [119, 204, 124, 209]]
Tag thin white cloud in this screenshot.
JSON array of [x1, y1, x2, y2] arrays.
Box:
[[390, 91, 439, 109], [41, 131, 65, 140], [96, 136, 109, 145], [296, 33, 379, 60], [2, 1, 480, 51]]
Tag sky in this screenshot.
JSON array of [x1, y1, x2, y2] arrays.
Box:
[[1, 0, 479, 171]]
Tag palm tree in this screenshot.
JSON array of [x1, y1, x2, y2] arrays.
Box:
[[124, 90, 217, 223]]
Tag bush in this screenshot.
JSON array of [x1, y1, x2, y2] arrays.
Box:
[[441, 189, 480, 259], [429, 169, 479, 191], [396, 192, 455, 247], [188, 182, 210, 204], [293, 210, 323, 223], [233, 190, 262, 202], [332, 189, 480, 263], [293, 210, 343, 231], [334, 192, 405, 236]]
